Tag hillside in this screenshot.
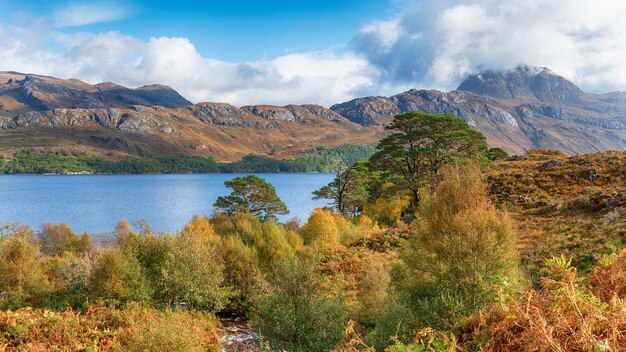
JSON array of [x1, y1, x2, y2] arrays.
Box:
[[332, 66, 626, 154], [0, 72, 191, 113], [487, 149, 625, 274], [0, 67, 625, 162]]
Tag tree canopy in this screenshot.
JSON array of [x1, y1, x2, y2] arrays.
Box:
[[369, 111, 487, 209], [312, 161, 372, 217], [214, 175, 289, 220]]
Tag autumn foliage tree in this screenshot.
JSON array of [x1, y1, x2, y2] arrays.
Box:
[[0, 225, 49, 308], [391, 164, 521, 332], [39, 223, 92, 256], [160, 230, 231, 311]]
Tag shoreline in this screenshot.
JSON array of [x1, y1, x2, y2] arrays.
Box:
[[0, 171, 334, 176]]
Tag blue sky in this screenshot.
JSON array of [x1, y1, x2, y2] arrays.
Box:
[[0, 0, 397, 61], [0, 0, 625, 106]]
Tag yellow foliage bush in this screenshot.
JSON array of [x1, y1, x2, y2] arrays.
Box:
[[302, 208, 340, 248], [0, 226, 50, 308], [353, 215, 381, 240], [362, 191, 411, 227], [181, 215, 220, 245]]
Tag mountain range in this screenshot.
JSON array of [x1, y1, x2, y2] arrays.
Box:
[[0, 66, 624, 161]]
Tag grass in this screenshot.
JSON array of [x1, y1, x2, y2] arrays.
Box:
[[487, 150, 626, 276]]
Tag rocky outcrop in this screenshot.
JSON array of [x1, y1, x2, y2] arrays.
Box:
[[241, 105, 296, 121], [241, 104, 347, 123], [5, 107, 173, 136], [330, 97, 400, 125], [185, 103, 270, 128]]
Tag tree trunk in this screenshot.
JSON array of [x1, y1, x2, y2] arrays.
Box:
[[412, 189, 420, 207]]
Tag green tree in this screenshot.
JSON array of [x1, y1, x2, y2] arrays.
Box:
[[214, 175, 288, 219], [370, 111, 487, 210], [89, 247, 151, 305], [253, 256, 347, 351], [312, 161, 372, 217], [487, 147, 510, 161], [160, 231, 231, 311]]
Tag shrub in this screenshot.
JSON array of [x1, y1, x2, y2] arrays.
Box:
[[362, 187, 411, 227], [160, 231, 231, 311], [0, 225, 49, 308], [89, 248, 151, 305], [123, 232, 170, 292], [487, 147, 510, 161], [212, 213, 297, 271], [220, 235, 263, 314], [119, 303, 220, 352], [44, 253, 93, 309], [355, 258, 390, 328], [388, 164, 522, 339], [479, 254, 626, 351], [302, 208, 341, 248], [113, 219, 132, 244], [181, 215, 220, 245], [527, 148, 566, 156], [253, 256, 347, 351], [0, 304, 220, 351], [39, 223, 92, 256], [353, 215, 381, 240]]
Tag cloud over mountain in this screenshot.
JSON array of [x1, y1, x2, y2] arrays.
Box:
[[352, 0, 626, 93], [2, 0, 626, 106], [0, 24, 375, 106]]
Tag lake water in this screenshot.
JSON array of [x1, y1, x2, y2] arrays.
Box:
[[0, 173, 334, 235]]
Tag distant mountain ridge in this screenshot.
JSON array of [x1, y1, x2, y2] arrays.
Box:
[[0, 72, 192, 114], [0, 66, 624, 160], [331, 66, 626, 154]]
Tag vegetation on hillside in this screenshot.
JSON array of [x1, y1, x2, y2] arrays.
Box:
[[487, 149, 625, 276], [0, 144, 376, 174], [0, 111, 624, 351]]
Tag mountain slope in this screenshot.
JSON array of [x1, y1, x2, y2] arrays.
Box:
[[0, 72, 192, 115], [332, 66, 626, 154], [0, 67, 624, 160]]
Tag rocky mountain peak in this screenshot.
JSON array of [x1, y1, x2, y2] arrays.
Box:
[[1, 67, 624, 157], [457, 65, 582, 104]]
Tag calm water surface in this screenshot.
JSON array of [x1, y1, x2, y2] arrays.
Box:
[[0, 173, 334, 235]]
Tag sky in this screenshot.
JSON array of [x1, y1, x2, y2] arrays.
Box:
[[1, 0, 626, 106]]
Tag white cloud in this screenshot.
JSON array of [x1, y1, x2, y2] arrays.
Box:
[[3, 0, 626, 107], [54, 2, 130, 27], [0, 22, 377, 106], [352, 0, 626, 93]]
